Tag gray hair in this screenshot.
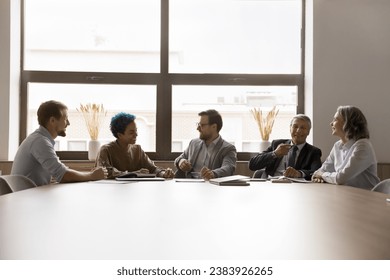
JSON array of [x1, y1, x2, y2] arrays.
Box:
[[290, 114, 312, 130]]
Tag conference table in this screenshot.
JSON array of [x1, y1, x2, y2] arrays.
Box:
[[0, 179, 389, 260]]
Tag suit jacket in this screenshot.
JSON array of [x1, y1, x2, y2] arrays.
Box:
[[174, 136, 237, 178], [249, 139, 322, 180]]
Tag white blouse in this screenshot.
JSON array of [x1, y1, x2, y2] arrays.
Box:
[[313, 138, 380, 189]]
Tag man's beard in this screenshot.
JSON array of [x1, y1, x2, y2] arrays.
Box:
[[58, 130, 66, 137], [199, 133, 209, 141]]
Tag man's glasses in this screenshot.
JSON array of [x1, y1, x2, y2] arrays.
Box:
[[196, 122, 210, 128]]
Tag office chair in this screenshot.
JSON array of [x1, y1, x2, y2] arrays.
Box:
[[0, 177, 13, 195], [0, 175, 37, 193], [371, 179, 390, 194], [252, 169, 266, 179]]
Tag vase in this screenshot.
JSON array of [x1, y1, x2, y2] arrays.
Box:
[[259, 140, 271, 152], [88, 140, 101, 161]]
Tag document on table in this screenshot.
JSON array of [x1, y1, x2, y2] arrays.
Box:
[[175, 179, 205, 183], [269, 176, 311, 183], [90, 180, 134, 184]]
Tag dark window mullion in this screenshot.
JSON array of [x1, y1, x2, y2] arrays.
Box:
[[155, 0, 172, 159], [168, 73, 302, 86]]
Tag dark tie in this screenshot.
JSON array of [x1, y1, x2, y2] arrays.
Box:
[[287, 146, 298, 167]]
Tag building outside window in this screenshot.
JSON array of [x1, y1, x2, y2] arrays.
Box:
[[22, 0, 304, 160]]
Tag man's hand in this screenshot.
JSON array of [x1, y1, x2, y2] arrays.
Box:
[[283, 167, 301, 178], [179, 159, 192, 172], [274, 143, 292, 157], [200, 167, 215, 180], [91, 167, 108, 180], [160, 167, 174, 179], [135, 168, 150, 174]]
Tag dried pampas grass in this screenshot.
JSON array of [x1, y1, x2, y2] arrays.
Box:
[[250, 106, 279, 141], [77, 103, 107, 140]]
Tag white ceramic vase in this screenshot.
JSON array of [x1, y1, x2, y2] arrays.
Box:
[[88, 140, 101, 161], [259, 140, 271, 152]]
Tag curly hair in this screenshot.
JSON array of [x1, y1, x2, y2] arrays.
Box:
[[337, 105, 369, 140], [110, 112, 136, 138]]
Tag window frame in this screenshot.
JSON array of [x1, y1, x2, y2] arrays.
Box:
[[20, 0, 305, 161]]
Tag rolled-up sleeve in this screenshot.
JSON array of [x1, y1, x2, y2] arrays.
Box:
[[31, 137, 68, 182]]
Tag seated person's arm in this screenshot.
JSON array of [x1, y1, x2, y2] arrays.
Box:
[[249, 142, 286, 171], [157, 168, 175, 178], [211, 146, 237, 178], [290, 147, 322, 179], [60, 168, 106, 183], [95, 148, 122, 178], [301, 148, 323, 179]]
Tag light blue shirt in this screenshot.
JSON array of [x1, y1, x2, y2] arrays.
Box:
[[11, 126, 68, 186], [314, 138, 380, 189], [193, 135, 221, 172]]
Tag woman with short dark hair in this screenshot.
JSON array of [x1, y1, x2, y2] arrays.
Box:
[[95, 112, 174, 179]]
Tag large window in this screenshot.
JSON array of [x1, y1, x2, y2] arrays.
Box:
[[24, 0, 160, 72], [21, 0, 304, 160]]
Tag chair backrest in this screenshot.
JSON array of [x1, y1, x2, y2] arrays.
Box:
[[252, 169, 266, 179], [0, 177, 13, 196], [371, 179, 390, 194], [0, 175, 37, 193]]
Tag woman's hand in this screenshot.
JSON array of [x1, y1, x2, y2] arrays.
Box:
[[312, 171, 324, 183]]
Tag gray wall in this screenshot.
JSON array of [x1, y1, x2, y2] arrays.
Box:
[[0, 0, 20, 160], [310, 0, 390, 162]]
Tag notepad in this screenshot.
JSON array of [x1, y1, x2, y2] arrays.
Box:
[[209, 175, 250, 186]]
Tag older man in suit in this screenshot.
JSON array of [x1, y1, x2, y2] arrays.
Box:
[[249, 114, 322, 180]]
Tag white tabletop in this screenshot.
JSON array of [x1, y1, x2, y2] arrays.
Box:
[[1, 179, 389, 260]]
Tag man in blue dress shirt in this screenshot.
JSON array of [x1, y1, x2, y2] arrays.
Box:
[[11, 100, 107, 186]]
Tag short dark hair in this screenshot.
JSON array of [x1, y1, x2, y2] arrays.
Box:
[[337, 105, 369, 140], [110, 112, 136, 138], [198, 109, 223, 132], [290, 114, 312, 130], [37, 100, 68, 127]]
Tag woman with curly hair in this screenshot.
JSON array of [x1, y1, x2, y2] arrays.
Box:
[[95, 112, 174, 179], [312, 106, 379, 189]]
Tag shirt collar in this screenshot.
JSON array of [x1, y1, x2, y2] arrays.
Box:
[[341, 139, 355, 150], [291, 141, 306, 151], [203, 135, 221, 147], [38, 126, 56, 146], [212, 135, 221, 145]]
